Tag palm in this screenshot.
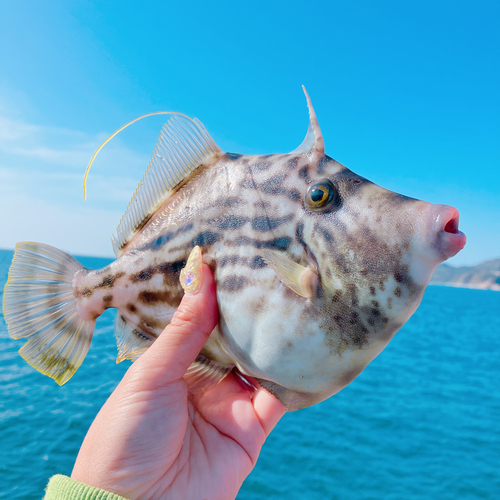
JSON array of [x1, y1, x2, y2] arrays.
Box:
[[72, 266, 285, 500], [74, 370, 280, 500]]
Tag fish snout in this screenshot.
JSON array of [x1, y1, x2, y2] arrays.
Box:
[[428, 204, 466, 261]]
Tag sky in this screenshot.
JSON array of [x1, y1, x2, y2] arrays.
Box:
[[0, 0, 498, 267]]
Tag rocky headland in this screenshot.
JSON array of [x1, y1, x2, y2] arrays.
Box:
[[430, 258, 500, 291]]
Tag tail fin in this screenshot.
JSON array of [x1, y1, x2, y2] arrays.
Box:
[[2, 242, 95, 385]]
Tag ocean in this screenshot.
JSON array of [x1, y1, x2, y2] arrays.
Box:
[[0, 248, 498, 499]]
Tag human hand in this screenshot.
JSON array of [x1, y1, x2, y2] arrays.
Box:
[[71, 253, 286, 500]]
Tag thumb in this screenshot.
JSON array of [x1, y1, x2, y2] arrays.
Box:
[[133, 259, 219, 384]]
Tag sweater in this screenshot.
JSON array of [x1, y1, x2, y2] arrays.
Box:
[[44, 474, 129, 500]]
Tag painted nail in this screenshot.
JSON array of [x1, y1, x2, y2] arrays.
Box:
[[180, 245, 203, 295]]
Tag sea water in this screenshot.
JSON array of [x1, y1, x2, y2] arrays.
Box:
[[0, 248, 498, 499]]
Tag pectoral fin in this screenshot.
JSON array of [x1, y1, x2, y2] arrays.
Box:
[[261, 250, 318, 299]]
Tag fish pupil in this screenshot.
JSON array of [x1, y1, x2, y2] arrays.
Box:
[[311, 188, 327, 203]]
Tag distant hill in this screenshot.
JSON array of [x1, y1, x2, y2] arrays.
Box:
[[430, 258, 500, 291]]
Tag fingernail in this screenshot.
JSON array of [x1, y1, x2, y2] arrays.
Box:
[[180, 245, 203, 295]]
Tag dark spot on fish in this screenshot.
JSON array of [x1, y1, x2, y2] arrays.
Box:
[[316, 155, 332, 175], [394, 270, 408, 284], [191, 231, 222, 247], [350, 311, 359, 325], [336, 254, 349, 275], [250, 255, 266, 268], [331, 290, 342, 303], [95, 272, 125, 289], [254, 200, 271, 209], [231, 236, 291, 251], [394, 287, 402, 298], [351, 326, 369, 348], [219, 275, 249, 292], [287, 189, 301, 201], [157, 260, 187, 286], [295, 222, 304, 243], [369, 286, 376, 296], [82, 287, 92, 298], [379, 281, 386, 291], [258, 174, 286, 195], [103, 295, 113, 303], [251, 214, 294, 232], [371, 301, 379, 308], [219, 255, 237, 268], [387, 297, 393, 309], [317, 226, 335, 247], [251, 160, 271, 172], [208, 215, 249, 230], [138, 290, 173, 304], [216, 196, 243, 208], [287, 157, 299, 170], [127, 303, 137, 313], [148, 224, 194, 251], [286, 340, 293, 348], [298, 166, 310, 181], [131, 267, 155, 282], [226, 152, 242, 161], [266, 237, 291, 251]]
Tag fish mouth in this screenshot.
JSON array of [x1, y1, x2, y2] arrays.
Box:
[[432, 205, 466, 260]]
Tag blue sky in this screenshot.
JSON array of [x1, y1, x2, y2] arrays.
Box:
[[0, 0, 498, 266]]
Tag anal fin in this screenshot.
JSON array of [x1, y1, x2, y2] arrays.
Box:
[[184, 354, 231, 393], [114, 314, 155, 363]]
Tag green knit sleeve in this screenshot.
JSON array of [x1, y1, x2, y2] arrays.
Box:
[[44, 474, 129, 500]]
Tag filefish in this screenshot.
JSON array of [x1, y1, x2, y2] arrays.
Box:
[[2, 88, 466, 411]]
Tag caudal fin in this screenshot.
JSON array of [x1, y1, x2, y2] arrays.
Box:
[[2, 242, 95, 385]]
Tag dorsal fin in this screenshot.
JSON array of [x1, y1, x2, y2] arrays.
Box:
[[112, 114, 222, 254], [290, 86, 325, 155]]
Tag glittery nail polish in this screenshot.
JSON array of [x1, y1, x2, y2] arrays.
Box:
[[180, 245, 203, 295]]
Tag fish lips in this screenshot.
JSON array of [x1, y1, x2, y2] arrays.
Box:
[[430, 204, 467, 261]]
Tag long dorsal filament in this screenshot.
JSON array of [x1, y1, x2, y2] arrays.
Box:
[[83, 111, 191, 200]]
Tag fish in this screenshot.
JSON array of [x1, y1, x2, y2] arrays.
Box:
[[2, 87, 466, 411]]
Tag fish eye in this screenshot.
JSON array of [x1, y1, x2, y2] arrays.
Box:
[[305, 179, 337, 212]]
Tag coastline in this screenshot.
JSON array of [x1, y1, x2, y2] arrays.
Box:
[[429, 281, 500, 292]]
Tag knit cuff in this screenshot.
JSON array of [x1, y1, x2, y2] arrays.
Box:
[[44, 474, 129, 500]]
